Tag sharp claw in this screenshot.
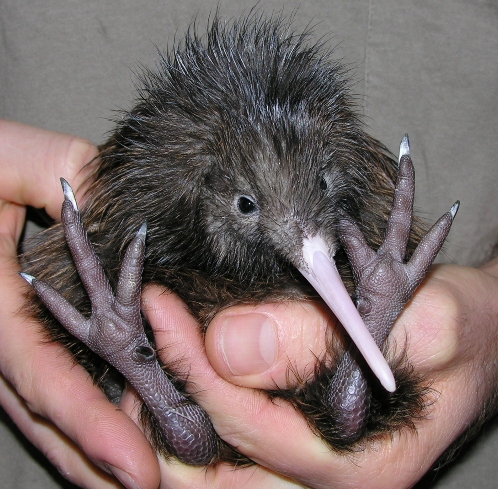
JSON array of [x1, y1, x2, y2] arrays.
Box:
[[399, 133, 410, 162], [450, 201, 460, 219], [19, 272, 35, 285], [60, 178, 78, 211], [137, 222, 147, 240]]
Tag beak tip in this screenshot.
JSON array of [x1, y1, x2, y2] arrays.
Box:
[[380, 370, 397, 392]]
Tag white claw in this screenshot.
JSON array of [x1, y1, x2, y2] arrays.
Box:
[[60, 178, 78, 211], [19, 272, 35, 285], [399, 134, 410, 162], [137, 222, 147, 240], [450, 201, 460, 219]]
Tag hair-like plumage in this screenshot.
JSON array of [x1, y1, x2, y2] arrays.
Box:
[[23, 13, 428, 462]]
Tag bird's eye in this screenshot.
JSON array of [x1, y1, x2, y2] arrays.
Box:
[[237, 196, 257, 214], [319, 177, 328, 190]]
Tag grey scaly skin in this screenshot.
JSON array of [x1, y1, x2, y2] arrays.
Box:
[[22, 180, 218, 465], [22, 135, 458, 462], [327, 135, 458, 440]]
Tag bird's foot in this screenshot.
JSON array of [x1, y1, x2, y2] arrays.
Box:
[[328, 134, 459, 442], [339, 135, 459, 342], [21, 179, 218, 465]]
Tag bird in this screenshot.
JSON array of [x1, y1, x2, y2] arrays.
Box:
[[21, 12, 457, 465]]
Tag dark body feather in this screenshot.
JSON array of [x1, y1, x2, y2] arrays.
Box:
[[22, 14, 428, 461]]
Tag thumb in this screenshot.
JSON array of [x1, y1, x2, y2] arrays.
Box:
[[205, 301, 336, 389]]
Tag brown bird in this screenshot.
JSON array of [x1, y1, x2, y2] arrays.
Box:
[[21, 13, 457, 465]]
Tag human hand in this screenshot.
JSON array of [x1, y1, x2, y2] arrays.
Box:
[[0, 120, 162, 489], [3, 121, 497, 489], [0, 119, 332, 489], [0, 120, 336, 489], [137, 260, 498, 488]]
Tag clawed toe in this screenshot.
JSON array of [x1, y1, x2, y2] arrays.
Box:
[[327, 135, 458, 442], [23, 179, 218, 465]]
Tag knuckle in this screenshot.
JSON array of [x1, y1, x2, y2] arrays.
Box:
[[64, 137, 98, 175], [58, 137, 98, 200], [397, 276, 462, 370], [14, 371, 48, 418]]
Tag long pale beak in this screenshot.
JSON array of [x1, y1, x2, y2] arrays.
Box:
[[299, 235, 396, 392]]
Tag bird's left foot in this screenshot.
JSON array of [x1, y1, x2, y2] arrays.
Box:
[[21, 179, 219, 465], [327, 135, 459, 443], [339, 135, 459, 344]]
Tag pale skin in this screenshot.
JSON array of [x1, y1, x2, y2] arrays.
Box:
[[1, 120, 498, 488]]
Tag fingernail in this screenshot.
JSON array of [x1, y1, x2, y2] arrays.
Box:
[[109, 466, 141, 489], [220, 314, 278, 375]]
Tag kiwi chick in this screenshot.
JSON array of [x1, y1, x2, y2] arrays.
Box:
[[21, 13, 457, 465]]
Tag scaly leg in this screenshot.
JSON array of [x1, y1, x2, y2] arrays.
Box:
[[328, 135, 459, 441], [21, 179, 218, 465]]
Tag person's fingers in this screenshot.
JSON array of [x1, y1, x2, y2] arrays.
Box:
[[0, 374, 123, 489], [0, 201, 26, 250], [0, 122, 157, 488], [205, 301, 335, 389], [0, 120, 98, 218], [154, 457, 308, 489], [0, 201, 160, 489], [142, 270, 498, 489], [142, 287, 343, 484], [480, 256, 498, 276], [391, 265, 498, 375], [120, 386, 307, 489], [204, 264, 490, 391]]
